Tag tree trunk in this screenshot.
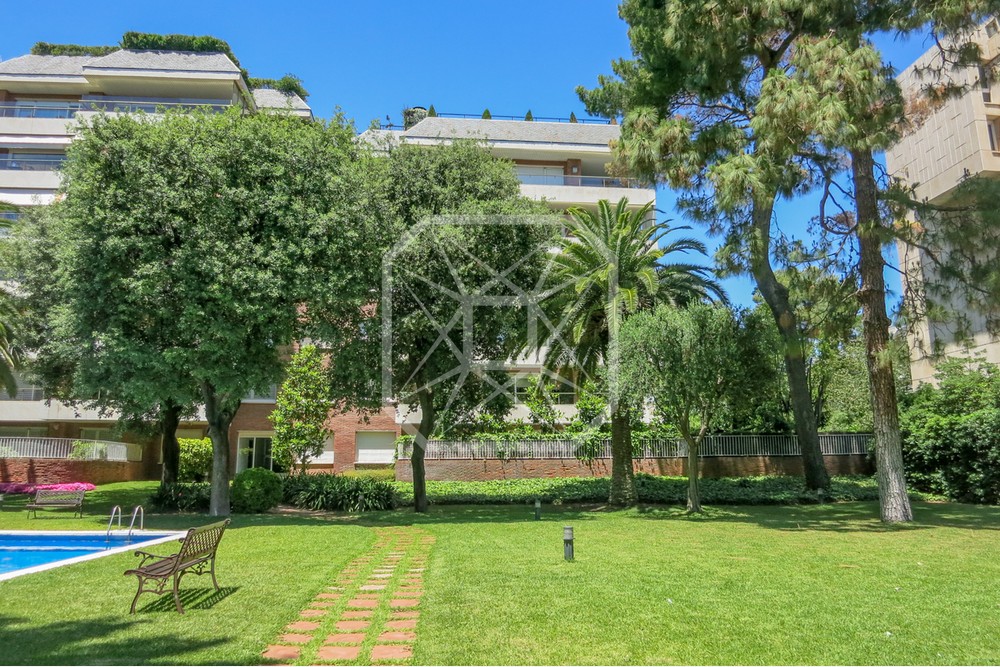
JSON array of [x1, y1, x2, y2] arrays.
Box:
[[608, 405, 637, 506], [749, 198, 831, 492], [412, 389, 434, 513], [851, 149, 913, 523], [202, 382, 236, 517], [685, 435, 701, 513], [159, 401, 182, 487]]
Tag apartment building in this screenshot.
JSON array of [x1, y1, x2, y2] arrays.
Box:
[[0, 62, 655, 474], [0, 47, 312, 465], [355, 110, 657, 458], [885, 18, 1000, 385]]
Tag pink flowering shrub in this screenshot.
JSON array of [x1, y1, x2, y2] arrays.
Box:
[[0, 482, 96, 494]]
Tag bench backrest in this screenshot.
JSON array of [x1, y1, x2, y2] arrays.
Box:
[[33, 489, 85, 504], [176, 519, 230, 568]]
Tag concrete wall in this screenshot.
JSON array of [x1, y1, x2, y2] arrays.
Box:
[[395, 455, 871, 482]]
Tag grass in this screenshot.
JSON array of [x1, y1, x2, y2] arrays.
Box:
[[1, 481, 1000, 664]]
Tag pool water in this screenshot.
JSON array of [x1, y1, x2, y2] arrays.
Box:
[[0, 532, 178, 577]]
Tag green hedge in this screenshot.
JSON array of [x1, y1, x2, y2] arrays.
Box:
[[391, 474, 940, 506], [283, 473, 395, 512]]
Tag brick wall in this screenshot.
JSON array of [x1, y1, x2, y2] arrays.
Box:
[[0, 458, 153, 485], [230, 403, 400, 474], [395, 454, 871, 482]]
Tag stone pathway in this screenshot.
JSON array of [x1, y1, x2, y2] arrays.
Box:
[[262, 527, 434, 665]]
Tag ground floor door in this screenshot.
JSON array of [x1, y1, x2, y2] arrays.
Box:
[[236, 434, 284, 473]]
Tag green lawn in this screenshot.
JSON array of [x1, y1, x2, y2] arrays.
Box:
[[1, 482, 999, 665]]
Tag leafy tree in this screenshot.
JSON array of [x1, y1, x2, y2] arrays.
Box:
[[22, 108, 366, 515], [270, 345, 333, 473], [521, 376, 561, 433], [318, 140, 551, 512], [178, 437, 213, 482], [538, 198, 724, 506], [621, 303, 761, 512]]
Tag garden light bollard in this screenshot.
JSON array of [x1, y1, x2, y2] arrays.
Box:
[[535, 499, 541, 521], [564, 525, 574, 561]]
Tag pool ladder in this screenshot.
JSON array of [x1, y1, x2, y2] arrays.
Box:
[[106, 505, 144, 542]]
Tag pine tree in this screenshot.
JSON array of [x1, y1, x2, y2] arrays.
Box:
[[482, 108, 492, 119], [569, 112, 578, 123], [524, 110, 534, 121], [427, 104, 438, 117]]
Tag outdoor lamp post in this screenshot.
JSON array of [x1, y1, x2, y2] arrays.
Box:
[[564, 526, 574, 561]]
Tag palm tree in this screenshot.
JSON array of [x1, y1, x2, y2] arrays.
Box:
[[0, 202, 21, 397], [540, 198, 724, 506]]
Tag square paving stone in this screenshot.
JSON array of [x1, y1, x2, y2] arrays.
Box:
[[379, 631, 417, 642], [317, 646, 361, 661], [279, 633, 314, 644], [325, 633, 366, 644], [263, 645, 301, 661], [389, 598, 419, 608], [286, 621, 321, 632], [371, 644, 414, 660], [386, 619, 417, 630], [336, 620, 370, 631], [348, 598, 379, 608]]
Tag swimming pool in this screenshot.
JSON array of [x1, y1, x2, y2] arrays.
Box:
[[0, 531, 183, 581]]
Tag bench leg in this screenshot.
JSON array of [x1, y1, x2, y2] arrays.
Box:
[[210, 558, 220, 591], [129, 577, 145, 614], [173, 573, 184, 614]]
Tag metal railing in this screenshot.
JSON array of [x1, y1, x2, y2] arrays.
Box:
[[0, 384, 44, 401], [399, 433, 872, 460], [0, 437, 141, 462], [0, 99, 232, 119], [437, 112, 613, 125], [517, 173, 645, 189], [0, 156, 66, 171]]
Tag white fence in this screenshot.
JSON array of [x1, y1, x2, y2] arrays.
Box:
[[0, 437, 142, 462], [398, 433, 872, 460]]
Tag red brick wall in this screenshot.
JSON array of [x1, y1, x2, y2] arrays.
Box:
[[395, 455, 871, 482], [0, 458, 152, 485], [229, 403, 400, 474]]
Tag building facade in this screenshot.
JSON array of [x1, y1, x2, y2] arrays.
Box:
[[886, 19, 1000, 385], [0, 62, 655, 475]]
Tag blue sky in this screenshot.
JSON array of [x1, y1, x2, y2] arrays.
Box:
[[3, 0, 940, 307]]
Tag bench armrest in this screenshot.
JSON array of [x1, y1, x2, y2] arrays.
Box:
[[133, 550, 169, 567]]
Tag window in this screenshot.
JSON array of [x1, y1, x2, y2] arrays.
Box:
[[244, 385, 278, 402], [1, 375, 43, 401], [981, 66, 993, 103], [80, 427, 114, 441], [314, 435, 335, 464], [355, 432, 396, 464], [989, 117, 1000, 152], [236, 434, 284, 473], [987, 20, 999, 37], [0, 427, 47, 437]]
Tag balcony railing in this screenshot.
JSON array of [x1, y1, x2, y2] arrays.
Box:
[[0, 156, 65, 171], [517, 173, 645, 189], [0, 437, 141, 462], [0, 99, 231, 119], [437, 112, 613, 125]]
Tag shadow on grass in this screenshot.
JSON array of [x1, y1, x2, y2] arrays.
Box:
[[628, 500, 1000, 532], [0, 614, 225, 665], [137, 586, 239, 614]]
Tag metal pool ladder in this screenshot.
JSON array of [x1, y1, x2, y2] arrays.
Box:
[[127, 505, 144, 541], [106, 505, 122, 539]]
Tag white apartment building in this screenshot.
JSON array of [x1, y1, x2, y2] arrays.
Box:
[[0, 48, 310, 445], [361, 110, 657, 436], [886, 18, 1000, 385]]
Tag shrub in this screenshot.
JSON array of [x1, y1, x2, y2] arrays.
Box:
[[390, 475, 936, 507], [343, 468, 396, 482], [69, 441, 107, 460], [149, 483, 211, 512], [178, 437, 213, 482], [231, 468, 283, 513], [283, 473, 395, 512]]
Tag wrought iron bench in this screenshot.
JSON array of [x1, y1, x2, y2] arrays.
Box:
[[124, 519, 230, 614], [25, 489, 85, 518]]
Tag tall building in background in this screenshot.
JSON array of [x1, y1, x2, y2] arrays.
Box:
[[886, 18, 1000, 385]]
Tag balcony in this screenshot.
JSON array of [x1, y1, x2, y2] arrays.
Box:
[[0, 99, 231, 119], [0, 155, 65, 171], [517, 173, 656, 208]]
